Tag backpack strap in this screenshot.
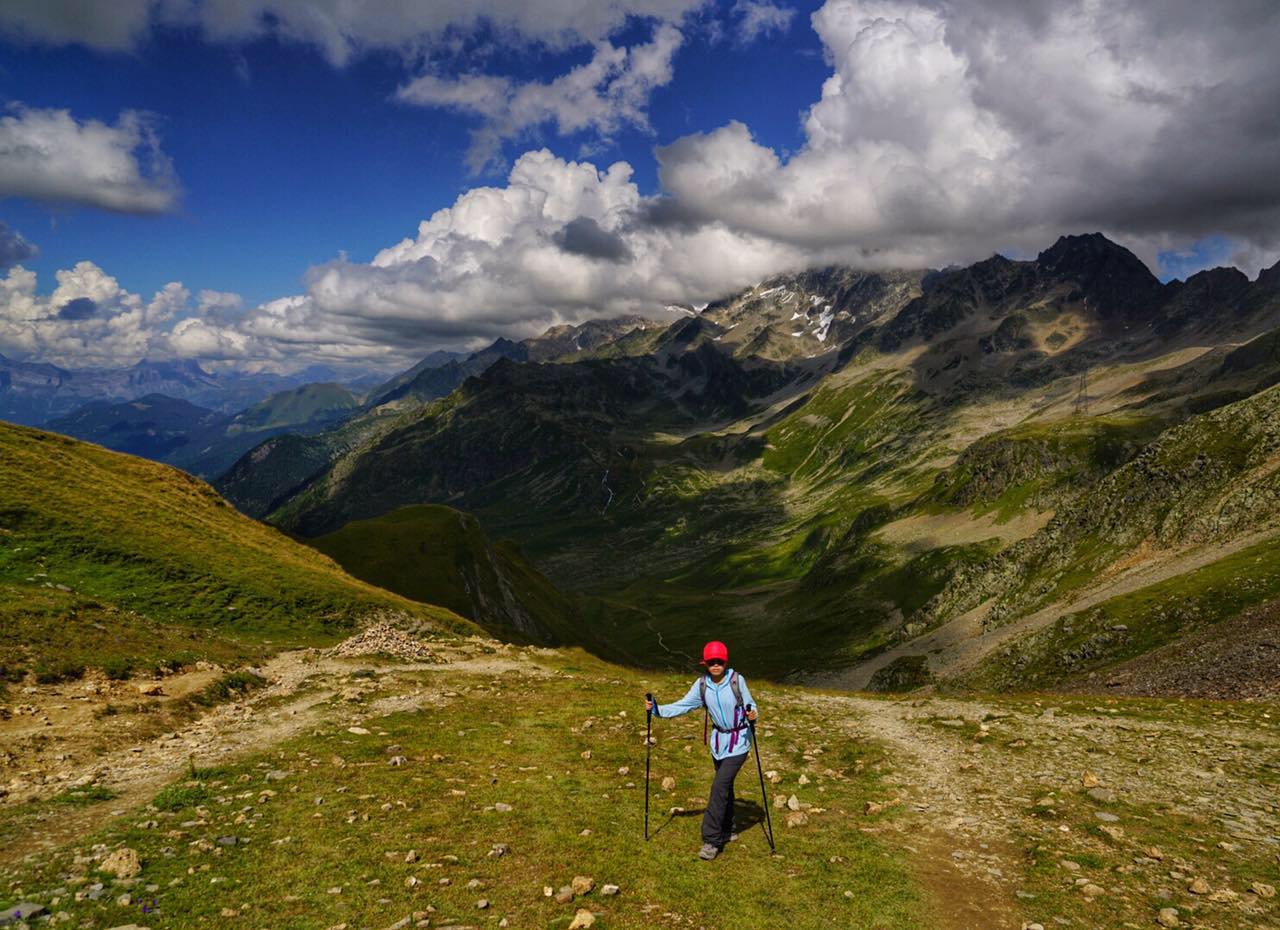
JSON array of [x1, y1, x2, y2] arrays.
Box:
[[730, 672, 744, 711], [699, 673, 747, 750], [699, 677, 708, 746]]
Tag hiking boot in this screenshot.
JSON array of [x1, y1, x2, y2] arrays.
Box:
[[728, 832, 740, 843], [698, 843, 719, 860]]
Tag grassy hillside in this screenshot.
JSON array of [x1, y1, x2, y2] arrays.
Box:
[[308, 505, 581, 645], [225, 382, 358, 433], [46, 394, 230, 462], [3, 644, 1277, 929], [0, 650, 934, 930], [924, 383, 1280, 633], [0, 422, 474, 680]]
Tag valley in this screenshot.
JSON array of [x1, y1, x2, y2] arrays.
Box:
[[195, 234, 1280, 692]]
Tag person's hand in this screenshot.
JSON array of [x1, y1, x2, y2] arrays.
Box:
[[746, 707, 758, 722], [645, 697, 654, 713]]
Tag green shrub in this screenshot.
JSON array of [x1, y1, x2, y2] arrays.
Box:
[[151, 782, 209, 812], [34, 660, 86, 684], [101, 657, 135, 681], [0, 663, 25, 683], [187, 763, 232, 782], [52, 784, 118, 806], [187, 670, 267, 708]]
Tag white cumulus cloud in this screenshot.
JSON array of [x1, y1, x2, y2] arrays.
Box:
[[656, 0, 1280, 271], [398, 24, 684, 172], [41, 148, 804, 370], [4, 0, 1279, 372], [0, 105, 179, 214], [0, 261, 245, 368], [732, 1, 796, 43]]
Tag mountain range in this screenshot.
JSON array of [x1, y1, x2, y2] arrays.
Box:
[[209, 233, 1280, 693], [0, 356, 375, 427], [43, 382, 362, 479]]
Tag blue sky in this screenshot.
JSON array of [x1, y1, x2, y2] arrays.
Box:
[[0, 5, 826, 307], [0, 1, 1277, 371]]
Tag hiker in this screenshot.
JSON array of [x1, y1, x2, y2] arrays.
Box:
[[645, 640, 758, 860]]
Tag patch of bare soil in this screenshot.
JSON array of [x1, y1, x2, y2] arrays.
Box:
[[874, 508, 1054, 551]]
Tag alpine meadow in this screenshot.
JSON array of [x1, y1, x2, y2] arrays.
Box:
[[2, 3, 1279, 930]]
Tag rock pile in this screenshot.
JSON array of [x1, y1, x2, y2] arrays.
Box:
[[325, 624, 443, 662]]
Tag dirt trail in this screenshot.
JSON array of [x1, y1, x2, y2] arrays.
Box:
[[818, 525, 1280, 690], [795, 688, 1280, 930], [795, 692, 1023, 930], [0, 641, 549, 867]]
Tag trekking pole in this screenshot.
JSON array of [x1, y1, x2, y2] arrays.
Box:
[[746, 705, 776, 853], [644, 693, 653, 841]]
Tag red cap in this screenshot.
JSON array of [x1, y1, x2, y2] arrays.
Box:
[[701, 640, 728, 665]]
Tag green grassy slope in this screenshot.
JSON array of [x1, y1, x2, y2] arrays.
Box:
[[225, 382, 358, 433], [0, 423, 475, 679], [0, 652, 932, 930], [956, 536, 1280, 692], [307, 505, 581, 645], [924, 383, 1280, 633]]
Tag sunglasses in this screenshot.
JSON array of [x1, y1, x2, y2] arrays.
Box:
[[704, 658, 726, 666]]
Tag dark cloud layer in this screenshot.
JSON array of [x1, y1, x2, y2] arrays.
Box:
[[554, 217, 633, 262], [0, 221, 36, 268], [57, 297, 98, 320]]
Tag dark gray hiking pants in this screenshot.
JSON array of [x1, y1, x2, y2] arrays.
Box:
[[702, 750, 748, 846]]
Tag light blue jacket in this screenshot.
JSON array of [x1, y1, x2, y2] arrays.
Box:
[[654, 669, 756, 760]]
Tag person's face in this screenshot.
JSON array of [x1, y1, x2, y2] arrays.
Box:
[[705, 658, 726, 679]]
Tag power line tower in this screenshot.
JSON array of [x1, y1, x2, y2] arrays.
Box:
[[1073, 372, 1089, 415]]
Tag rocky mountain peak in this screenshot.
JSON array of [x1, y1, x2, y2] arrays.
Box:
[[1035, 233, 1164, 317], [1256, 257, 1280, 293]]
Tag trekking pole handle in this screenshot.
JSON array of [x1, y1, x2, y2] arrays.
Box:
[[645, 693, 654, 714]]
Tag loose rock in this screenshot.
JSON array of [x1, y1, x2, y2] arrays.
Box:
[[1, 902, 48, 923], [101, 848, 143, 879]]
